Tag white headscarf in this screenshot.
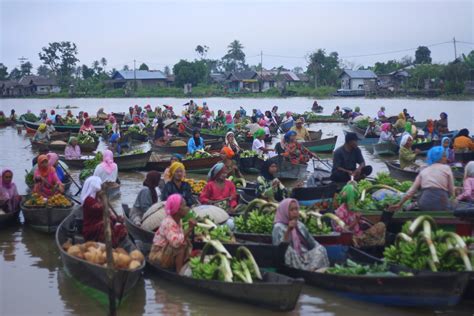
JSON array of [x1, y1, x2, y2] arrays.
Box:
[[80, 176, 102, 205], [400, 134, 413, 148], [225, 131, 240, 151], [465, 161, 474, 179]]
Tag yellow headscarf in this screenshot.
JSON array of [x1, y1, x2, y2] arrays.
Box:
[[398, 112, 405, 120], [169, 161, 185, 178], [38, 123, 47, 132]]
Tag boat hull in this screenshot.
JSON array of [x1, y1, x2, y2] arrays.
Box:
[[302, 136, 338, 153], [22, 202, 73, 233]]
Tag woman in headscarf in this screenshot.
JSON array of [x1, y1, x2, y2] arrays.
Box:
[[351, 106, 362, 119], [453, 128, 474, 151], [225, 131, 241, 154], [378, 123, 394, 143], [33, 155, 64, 198], [45, 119, 56, 133], [81, 176, 128, 247], [272, 198, 329, 271], [130, 171, 162, 225], [187, 129, 205, 155], [441, 136, 455, 164], [423, 119, 436, 140], [0, 169, 21, 213], [398, 135, 420, 170], [281, 111, 294, 125], [233, 110, 242, 124], [225, 111, 234, 129], [436, 112, 449, 134], [221, 146, 242, 178], [334, 183, 386, 247], [79, 118, 95, 133], [256, 159, 288, 202], [161, 162, 195, 206], [393, 112, 406, 130], [149, 194, 196, 273], [49, 110, 56, 123], [132, 117, 145, 131], [402, 121, 417, 138], [163, 154, 185, 183], [47, 152, 65, 183], [281, 131, 313, 164], [64, 137, 81, 160], [252, 128, 273, 156], [33, 123, 50, 143], [456, 161, 474, 202], [377, 106, 386, 120], [389, 146, 455, 212], [154, 122, 167, 144], [93, 150, 118, 183], [199, 162, 238, 212]]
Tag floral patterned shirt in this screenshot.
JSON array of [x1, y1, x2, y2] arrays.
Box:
[[334, 203, 363, 236], [153, 215, 185, 249]]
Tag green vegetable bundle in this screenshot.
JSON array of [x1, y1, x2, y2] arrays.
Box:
[[186, 150, 213, 160], [125, 126, 147, 136], [355, 118, 369, 129], [201, 128, 227, 136], [77, 132, 97, 145], [80, 152, 103, 181], [21, 113, 39, 122], [326, 259, 400, 277], [384, 216, 473, 272]]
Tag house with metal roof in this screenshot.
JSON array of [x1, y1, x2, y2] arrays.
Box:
[[339, 69, 377, 91], [225, 70, 259, 92], [109, 70, 170, 89]]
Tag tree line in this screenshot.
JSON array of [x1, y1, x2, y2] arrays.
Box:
[[0, 40, 473, 95]]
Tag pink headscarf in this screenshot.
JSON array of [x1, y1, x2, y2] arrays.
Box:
[[1, 169, 14, 191], [258, 119, 267, 127], [100, 150, 117, 174], [0, 169, 19, 210], [225, 113, 233, 124], [47, 152, 59, 167], [274, 198, 304, 255], [165, 194, 183, 216], [286, 111, 292, 117], [381, 123, 391, 132], [109, 115, 116, 123]]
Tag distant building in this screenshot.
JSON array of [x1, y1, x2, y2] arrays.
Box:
[[210, 73, 227, 84], [109, 70, 171, 89], [339, 69, 377, 91], [0, 80, 24, 97], [377, 67, 411, 92], [19, 75, 61, 95], [259, 68, 305, 91], [225, 71, 259, 92]]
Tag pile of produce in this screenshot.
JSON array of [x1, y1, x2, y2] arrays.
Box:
[[121, 149, 145, 156], [77, 132, 96, 145], [383, 215, 473, 272], [24, 193, 72, 208], [186, 150, 214, 160], [303, 112, 339, 121], [125, 126, 148, 136], [412, 138, 430, 144], [183, 213, 235, 243], [20, 112, 39, 122], [79, 152, 103, 181], [227, 176, 246, 188], [355, 117, 369, 129], [62, 240, 145, 270], [344, 173, 414, 211], [200, 128, 227, 136], [303, 209, 345, 235], [325, 259, 411, 277], [184, 179, 207, 195], [170, 140, 187, 147], [239, 150, 264, 159], [25, 170, 34, 187], [189, 241, 262, 283]]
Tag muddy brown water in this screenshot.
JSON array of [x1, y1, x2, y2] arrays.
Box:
[[0, 98, 473, 315]]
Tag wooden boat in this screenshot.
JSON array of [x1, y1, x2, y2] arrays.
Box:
[[280, 120, 294, 133], [386, 161, 465, 182], [302, 136, 338, 153], [25, 127, 71, 141], [128, 132, 148, 142], [150, 139, 223, 155], [21, 200, 74, 233], [0, 207, 20, 226], [27, 176, 73, 193], [61, 151, 152, 171], [122, 204, 289, 268], [455, 151, 474, 164], [343, 129, 379, 146], [411, 140, 434, 152], [56, 214, 145, 303], [0, 120, 14, 127], [146, 258, 303, 311], [373, 141, 399, 156], [279, 247, 470, 307], [22, 119, 130, 134], [234, 232, 353, 246], [184, 125, 224, 140], [274, 157, 307, 180], [31, 140, 99, 153], [291, 183, 339, 206], [308, 129, 323, 141], [145, 154, 221, 172], [304, 115, 347, 123]]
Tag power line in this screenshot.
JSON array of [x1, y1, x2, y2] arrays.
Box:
[[340, 41, 451, 58]]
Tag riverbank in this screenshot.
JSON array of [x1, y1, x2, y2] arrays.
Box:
[[2, 84, 473, 100]]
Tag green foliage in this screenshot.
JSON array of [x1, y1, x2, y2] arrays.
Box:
[[372, 60, 404, 75], [173, 59, 208, 87], [0, 63, 8, 80], [235, 212, 274, 234], [327, 259, 395, 276], [222, 40, 246, 72], [138, 63, 149, 71], [38, 41, 79, 87], [306, 49, 339, 87], [408, 64, 444, 89], [415, 46, 432, 64]]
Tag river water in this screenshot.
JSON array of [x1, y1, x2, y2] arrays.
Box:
[[0, 97, 473, 315]]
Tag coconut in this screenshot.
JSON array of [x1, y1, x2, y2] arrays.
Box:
[[170, 140, 186, 147], [130, 250, 145, 263], [115, 253, 132, 269], [62, 240, 72, 251], [67, 245, 82, 257], [128, 260, 141, 270], [115, 247, 128, 256], [84, 241, 98, 249]]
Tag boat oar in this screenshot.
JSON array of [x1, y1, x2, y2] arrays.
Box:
[[58, 164, 82, 192], [98, 189, 117, 316]]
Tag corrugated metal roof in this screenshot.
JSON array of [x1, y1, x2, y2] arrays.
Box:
[[341, 69, 377, 79], [114, 70, 166, 80]]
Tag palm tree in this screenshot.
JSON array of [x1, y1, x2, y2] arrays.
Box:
[[100, 57, 107, 70]]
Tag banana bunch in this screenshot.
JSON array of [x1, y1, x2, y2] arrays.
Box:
[[383, 215, 473, 272], [184, 178, 207, 194], [234, 199, 278, 234], [301, 210, 345, 236], [227, 176, 247, 188], [194, 218, 235, 243]]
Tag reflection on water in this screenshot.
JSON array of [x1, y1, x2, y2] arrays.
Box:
[[1, 98, 473, 315]]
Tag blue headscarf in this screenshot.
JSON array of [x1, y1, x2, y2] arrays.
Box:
[[284, 130, 297, 142], [426, 146, 444, 165], [208, 162, 225, 180], [109, 133, 120, 143], [441, 136, 451, 157], [172, 153, 183, 161]]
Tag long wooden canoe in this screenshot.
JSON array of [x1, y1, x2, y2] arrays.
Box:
[[56, 214, 145, 303], [304, 115, 347, 123], [291, 183, 339, 206], [234, 232, 353, 246], [61, 151, 152, 171], [184, 125, 225, 140], [0, 207, 20, 226], [274, 157, 308, 180], [455, 151, 474, 164], [21, 201, 74, 233], [386, 161, 465, 182], [150, 139, 223, 155], [22, 119, 130, 133], [279, 247, 470, 307], [145, 154, 221, 172], [31, 140, 99, 153], [25, 127, 71, 141], [302, 136, 338, 153], [373, 141, 399, 156]]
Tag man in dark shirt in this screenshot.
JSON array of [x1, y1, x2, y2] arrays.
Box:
[[330, 132, 372, 183]]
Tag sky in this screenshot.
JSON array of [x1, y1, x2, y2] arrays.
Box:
[[1, 0, 473, 73]]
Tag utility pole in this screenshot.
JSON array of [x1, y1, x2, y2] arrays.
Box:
[[133, 59, 137, 91], [260, 51, 263, 92], [453, 37, 457, 60], [18, 56, 28, 65]]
